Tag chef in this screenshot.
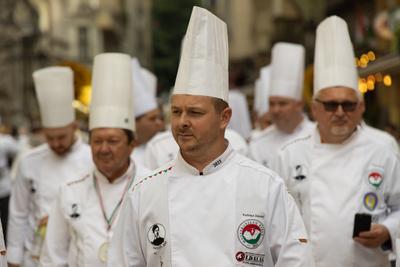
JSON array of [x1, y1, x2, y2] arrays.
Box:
[[108, 6, 314, 267], [7, 67, 92, 267], [249, 42, 314, 168], [130, 58, 164, 167], [271, 16, 400, 267], [39, 53, 148, 266]]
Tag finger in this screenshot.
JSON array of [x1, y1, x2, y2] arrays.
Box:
[[358, 230, 378, 238], [353, 237, 378, 248]]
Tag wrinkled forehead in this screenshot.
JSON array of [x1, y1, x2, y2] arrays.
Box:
[[316, 86, 360, 102], [171, 94, 215, 108]]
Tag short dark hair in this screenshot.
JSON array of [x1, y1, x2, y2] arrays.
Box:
[[88, 129, 135, 144], [212, 98, 229, 113]]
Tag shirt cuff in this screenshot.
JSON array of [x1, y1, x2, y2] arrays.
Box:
[[381, 217, 399, 252], [6, 246, 24, 264]]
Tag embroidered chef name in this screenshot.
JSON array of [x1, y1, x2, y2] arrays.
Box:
[[242, 213, 265, 219], [235, 251, 264, 266]]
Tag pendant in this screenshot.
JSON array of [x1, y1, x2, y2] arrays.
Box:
[[98, 241, 109, 263]]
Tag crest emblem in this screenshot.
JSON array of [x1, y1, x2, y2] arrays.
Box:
[[237, 219, 265, 249], [363, 192, 378, 211], [368, 172, 383, 188]]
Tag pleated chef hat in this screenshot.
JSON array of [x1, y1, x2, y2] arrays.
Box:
[[270, 42, 305, 100], [90, 53, 134, 131], [314, 16, 358, 95], [254, 65, 271, 115], [140, 68, 157, 97], [33, 66, 75, 128], [131, 58, 158, 118], [173, 6, 229, 102]]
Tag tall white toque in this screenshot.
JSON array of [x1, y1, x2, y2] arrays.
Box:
[[255, 65, 271, 115], [314, 16, 358, 95], [90, 53, 134, 131], [33, 66, 75, 128], [140, 67, 157, 97], [173, 6, 229, 102], [270, 42, 305, 100], [131, 58, 158, 118]]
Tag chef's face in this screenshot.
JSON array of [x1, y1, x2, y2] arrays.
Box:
[[135, 108, 164, 144], [269, 96, 303, 133], [90, 128, 134, 179], [170, 94, 231, 155], [44, 122, 77, 156], [312, 86, 361, 143]]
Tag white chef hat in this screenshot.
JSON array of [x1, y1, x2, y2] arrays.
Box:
[[90, 53, 134, 131], [270, 42, 305, 100], [33, 66, 75, 128], [131, 58, 158, 118], [173, 6, 229, 102], [140, 67, 157, 97], [256, 65, 271, 114], [314, 16, 358, 95]]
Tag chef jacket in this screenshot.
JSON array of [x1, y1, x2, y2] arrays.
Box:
[[7, 138, 91, 265], [108, 143, 314, 267], [249, 117, 314, 167], [39, 161, 148, 267], [271, 125, 400, 267]]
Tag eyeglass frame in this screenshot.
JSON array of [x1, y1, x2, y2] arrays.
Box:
[[314, 99, 359, 112]]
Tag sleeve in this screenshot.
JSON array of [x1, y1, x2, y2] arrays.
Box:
[[0, 222, 6, 267], [269, 150, 291, 184], [267, 179, 315, 267], [39, 188, 70, 267], [380, 154, 400, 252], [7, 161, 32, 264], [108, 192, 145, 267]]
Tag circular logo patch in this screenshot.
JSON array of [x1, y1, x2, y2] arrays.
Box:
[[147, 223, 166, 247], [237, 219, 265, 249], [368, 172, 383, 188], [364, 192, 378, 211], [235, 251, 245, 262]]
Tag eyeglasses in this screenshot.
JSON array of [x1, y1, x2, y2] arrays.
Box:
[[315, 99, 358, 112]]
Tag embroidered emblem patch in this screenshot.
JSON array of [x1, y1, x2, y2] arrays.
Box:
[[363, 192, 378, 211], [237, 219, 265, 249], [368, 172, 383, 188], [148, 223, 166, 248], [235, 251, 264, 266]]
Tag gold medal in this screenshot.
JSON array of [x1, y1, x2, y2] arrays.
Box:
[[98, 241, 109, 263]]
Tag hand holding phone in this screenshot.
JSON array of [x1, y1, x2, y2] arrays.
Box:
[[352, 213, 371, 238]]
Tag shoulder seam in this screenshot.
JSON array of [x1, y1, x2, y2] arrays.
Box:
[[67, 174, 90, 186], [280, 134, 311, 151]]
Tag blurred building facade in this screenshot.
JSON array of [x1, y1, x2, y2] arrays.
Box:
[[0, 0, 399, 131]]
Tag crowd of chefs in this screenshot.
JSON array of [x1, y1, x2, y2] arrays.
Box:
[[0, 5, 399, 267]]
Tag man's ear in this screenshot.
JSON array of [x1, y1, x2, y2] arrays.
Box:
[[220, 107, 232, 129]]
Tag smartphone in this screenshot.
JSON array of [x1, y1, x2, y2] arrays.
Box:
[[352, 213, 371, 238]]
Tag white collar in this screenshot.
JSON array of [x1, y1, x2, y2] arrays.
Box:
[[94, 160, 135, 184], [174, 141, 234, 176]]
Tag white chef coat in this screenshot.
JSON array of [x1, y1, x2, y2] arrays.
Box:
[[39, 161, 148, 267], [108, 143, 315, 267], [360, 121, 399, 155], [271, 125, 400, 267], [7, 138, 92, 266], [249, 117, 314, 167], [131, 144, 146, 167], [0, 133, 19, 197], [144, 129, 249, 170]]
